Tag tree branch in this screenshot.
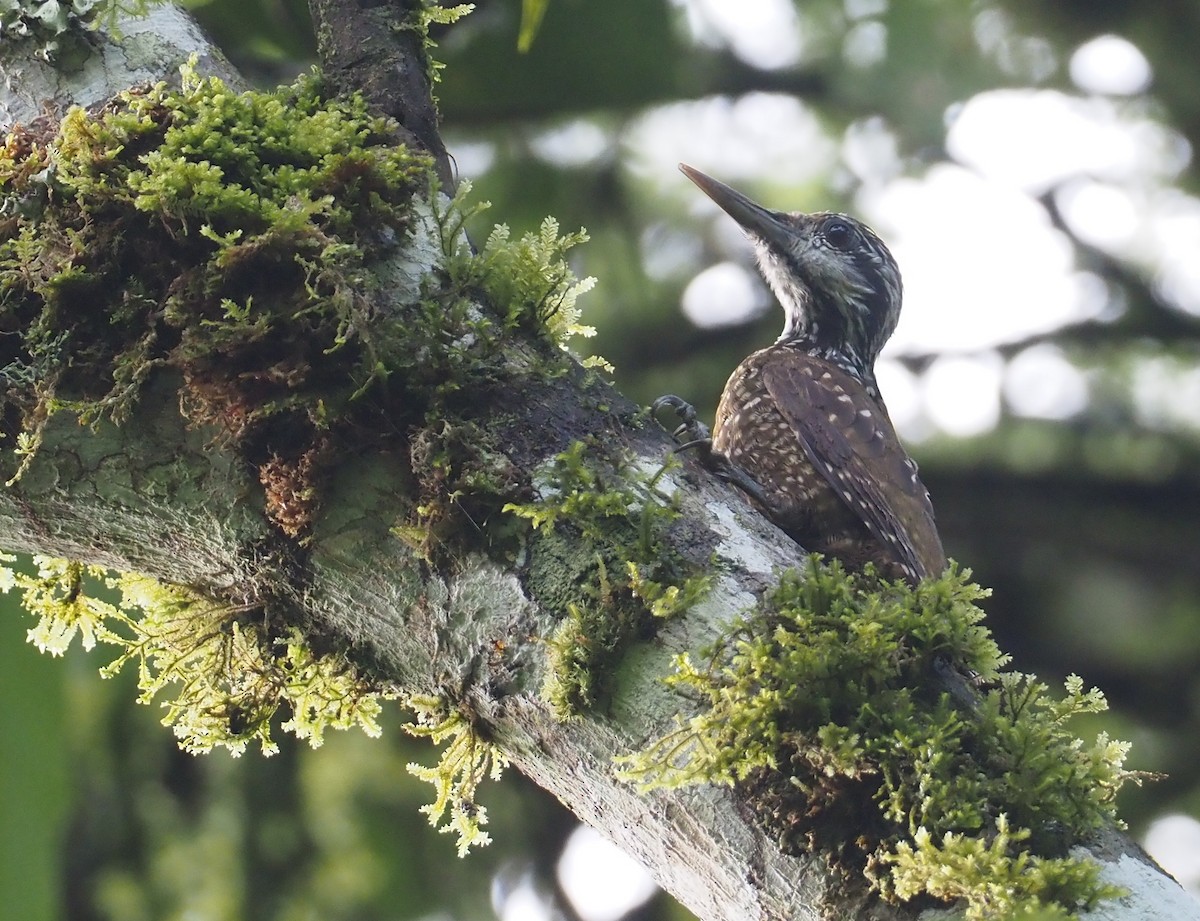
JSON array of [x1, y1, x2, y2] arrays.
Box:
[[0, 7, 1193, 921], [308, 0, 455, 187]]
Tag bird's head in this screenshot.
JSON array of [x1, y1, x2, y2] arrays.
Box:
[[681, 163, 902, 383]]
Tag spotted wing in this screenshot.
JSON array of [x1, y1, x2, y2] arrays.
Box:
[[761, 356, 945, 582]]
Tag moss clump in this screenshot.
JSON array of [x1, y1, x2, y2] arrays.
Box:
[[385, 183, 603, 564], [0, 63, 436, 521], [620, 558, 1136, 919], [1, 555, 393, 755], [0, 60, 600, 534], [398, 418, 526, 562], [505, 441, 712, 717]]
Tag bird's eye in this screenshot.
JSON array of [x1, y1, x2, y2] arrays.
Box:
[[822, 218, 855, 250]]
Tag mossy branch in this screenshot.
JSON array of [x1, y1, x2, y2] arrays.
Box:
[[0, 58, 597, 851], [618, 558, 1144, 919]]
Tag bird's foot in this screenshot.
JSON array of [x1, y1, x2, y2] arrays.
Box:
[[651, 394, 712, 453], [651, 395, 770, 506]]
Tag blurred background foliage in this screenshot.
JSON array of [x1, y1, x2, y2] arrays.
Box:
[[4, 0, 1200, 918]]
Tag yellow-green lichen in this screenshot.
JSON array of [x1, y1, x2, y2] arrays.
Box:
[[1, 555, 395, 755], [403, 692, 511, 856], [505, 441, 712, 717], [619, 557, 1137, 919]]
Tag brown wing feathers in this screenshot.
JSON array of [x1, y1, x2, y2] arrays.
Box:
[[761, 355, 945, 583]]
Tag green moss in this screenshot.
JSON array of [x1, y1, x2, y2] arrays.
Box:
[[619, 558, 1137, 919], [0, 555, 393, 755], [411, 2, 477, 88], [397, 417, 527, 563], [887, 816, 1120, 920], [431, 177, 599, 358], [505, 441, 712, 717], [0, 59, 598, 527], [403, 692, 511, 856], [0, 64, 437, 508]]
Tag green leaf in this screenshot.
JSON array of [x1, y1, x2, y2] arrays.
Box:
[[517, 0, 551, 53]]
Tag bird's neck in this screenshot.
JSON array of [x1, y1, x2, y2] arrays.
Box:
[[777, 291, 882, 386], [776, 333, 882, 402]]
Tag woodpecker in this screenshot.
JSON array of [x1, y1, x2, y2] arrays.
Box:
[[656, 164, 945, 585]]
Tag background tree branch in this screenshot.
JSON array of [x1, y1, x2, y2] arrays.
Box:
[[307, 0, 455, 187]]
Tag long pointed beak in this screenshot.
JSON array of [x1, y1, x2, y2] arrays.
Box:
[[679, 163, 795, 252]]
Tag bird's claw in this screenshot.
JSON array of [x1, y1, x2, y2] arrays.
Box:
[[651, 394, 712, 451], [651, 395, 770, 505]]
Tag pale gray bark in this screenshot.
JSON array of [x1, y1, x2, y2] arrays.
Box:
[[0, 8, 1193, 921]]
